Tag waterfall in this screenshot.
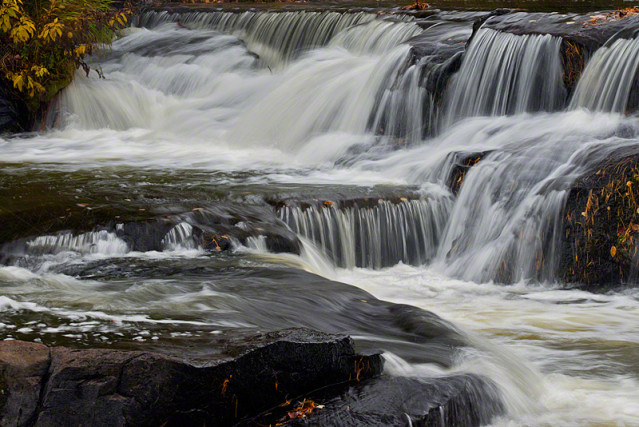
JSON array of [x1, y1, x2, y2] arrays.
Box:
[[328, 18, 422, 55], [432, 112, 639, 283], [278, 199, 451, 269], [137, 10, 379, 66], [369, 53, 434, 145], [53, 10, 425, 162], [228, 45, 414, 154], [24, 231, 129, 256], [442, 28, 565, 128], [161, 222, 197, 250], [570, 37, 639, 113], [39, 10, 639, 283]]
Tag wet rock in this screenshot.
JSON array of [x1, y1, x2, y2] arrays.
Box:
[[0, 341, 51, 427], [276, 374, 504, 427], [561, 151, 639, 288], [0, 84, 29, 134], [444, 151, 487, 195], [0, 329, 382, 427]]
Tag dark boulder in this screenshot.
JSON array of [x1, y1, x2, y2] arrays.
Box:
[[443, 151, 487, 196], [276, 374, 504, 427], [0, 341, 51, 427], [0, 329, 383, 427]]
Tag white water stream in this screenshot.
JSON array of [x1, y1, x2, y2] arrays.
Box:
[[1, 9, 639, 426]]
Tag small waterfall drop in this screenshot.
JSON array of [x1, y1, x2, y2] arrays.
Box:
[[442, 28, 565, 128], [138, 10, 378, 66], [161, 222, 197, 250], [24, 231, 129, 256], [229, 45, 414, 154], [432, 112, 639, 283], [278, 199, 452, 269], [328, 18, 422, 55], [570, 37, 639, 113]]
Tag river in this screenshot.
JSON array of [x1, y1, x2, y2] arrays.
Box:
[[1, 6, 638, 426]]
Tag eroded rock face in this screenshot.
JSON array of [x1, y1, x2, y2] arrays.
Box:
[[0, 329, 383, 427]]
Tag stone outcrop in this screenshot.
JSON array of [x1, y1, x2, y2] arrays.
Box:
[[0, 328, 506, 426], [248, 374, 504, 426], [561, 151, 639, 288], [0, 329, 382, 427]]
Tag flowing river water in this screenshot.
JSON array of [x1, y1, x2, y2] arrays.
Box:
[[1, 7, 639, 426]]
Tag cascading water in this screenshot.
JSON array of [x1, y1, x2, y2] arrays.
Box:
[[2, 7, 639, 426], [278, 199, 451, 269], [570, 36, 639, 113], [24, 231, 128, 257], [442, 28, 566, 127], [137, 10, 378, 66]]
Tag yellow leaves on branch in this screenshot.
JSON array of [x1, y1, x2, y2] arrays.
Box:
[[74, 45, 87, 57], [39, 18, 63, 42], [109, 12, 128, 27], [1, 0, 35, 43], [6, 71, 46, 97], [0, 0, 21, 33], [9, 15, 34, 42], [2, 0, 133, 101], [31, 65, 49, 79]]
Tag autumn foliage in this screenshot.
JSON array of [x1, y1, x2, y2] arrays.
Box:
[[0, 0, 131, 110], [584, 7, 639, 26]]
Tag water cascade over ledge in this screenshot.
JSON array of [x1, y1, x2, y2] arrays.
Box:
[[278, 198, 451, 269], [2, 7, 639, 426], [570, 36, 639, 113], [442, 28, 566, 127]]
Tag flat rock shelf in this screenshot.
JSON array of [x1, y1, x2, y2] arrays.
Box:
[[0, 328, 503, 426]]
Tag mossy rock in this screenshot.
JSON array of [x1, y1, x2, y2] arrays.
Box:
[[561, 152, 639, 288]]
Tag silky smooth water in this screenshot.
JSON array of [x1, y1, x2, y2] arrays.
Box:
[[1, 9, 639, 426]]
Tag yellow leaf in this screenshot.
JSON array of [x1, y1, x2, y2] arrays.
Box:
[[12, 74, 24, 91], [611, 246, 617, 257]]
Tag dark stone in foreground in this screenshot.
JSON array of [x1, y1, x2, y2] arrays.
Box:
[[281, 375, 504, 427], [0, 329, 382, 426], [0, 328, 504, 427]]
